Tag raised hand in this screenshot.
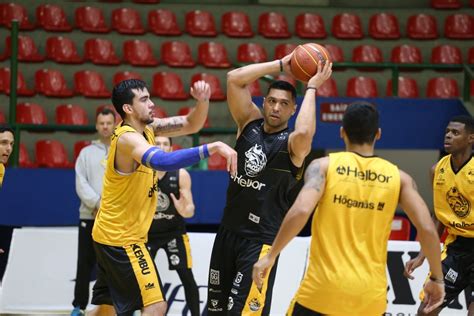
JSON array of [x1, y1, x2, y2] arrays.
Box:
[[190, 80, 211, 102], [307, 61, 333, 89], [208, 141, 238, 176]]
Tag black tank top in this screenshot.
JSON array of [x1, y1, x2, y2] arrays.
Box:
[[148, 170, 186, 237], [221, 119, 303, 244]]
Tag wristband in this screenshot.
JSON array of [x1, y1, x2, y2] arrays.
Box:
[[279, 59, 283, 72], [429, 275, 444, 284], [306, 86, 317, 92]]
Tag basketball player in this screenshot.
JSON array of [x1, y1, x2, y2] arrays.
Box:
[[0, 123, 14, 188], [207, 53, 332, 315], [253, 102, 445, 315], [404, 115, 474, 316], [90, 79, 237, 316], [147, 136, 200, 316]]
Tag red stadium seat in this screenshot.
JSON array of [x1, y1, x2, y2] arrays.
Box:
[[152, 106, 168, 118], [389, 216, 411, 241], [237, 43, 268, 63], [46, 36, 82, 64], [0, 3, 34, 29], [0, 68, 35, 96], [73, 140, 91, 162], [191, 73, 225, 101], [346, 77, 378, 98], [471, 0, 474, 7], [74, 70, 110, 98], [133, 0, 160, 3], [36, 140, 72, 168], [274, 74, 296, 87], [431, 0, 461, 8], [0, 36, 44, 62], [36, 4, 72, 32], [390, 45, 422, 64], [444, 14, 474, 39], [0, 109, 5, 123], [112, 8, 145, 34], [317, 78, 338, 97], [19, 143, 36, 168], [161, 41, 196, 67], [324, 44, 344, 62], [84, 38, 120, 65], [148, 9, 181, 35], [407, 14, 439, 39], [123, 40, 159, 66], [185, 10, 217, 37], [427, 77, 459, 98], [352, 45, 383, 63], [152, 72, 188, 100], [258, 12, 290, 38], [274, 44, 297, 60], [198, 42, 231, 68], [386, 77, 419, 98], [248, 80, 263, 97], [16, 102, 47, 124], [431, 45, 462, 64], [113, 71, 143, 85], [75, 6, 110, 33], [178, 106, 211, 128], [332, 13, 363, 39], [207, 153, 227, 170], [369, 13, 400, 39], [35, 69, 73, 97], [295, 13, 326, 39], [221, 11, 253, 37], [56, 104, 89, 125], [469, 47, 474, 64]]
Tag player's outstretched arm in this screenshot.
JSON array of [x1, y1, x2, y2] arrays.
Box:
[[398, 170, 445, 314], [288, 62, 332, 167], [252, 157, 328, 289], [226, 57, 290, 134], [151, 80, 210, 137], [171, 169, 195, 218], [119, 132, 237, 175]]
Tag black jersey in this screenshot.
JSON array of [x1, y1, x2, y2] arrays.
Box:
[[221, 119, 303, 244], [148, 170, 186, 237]]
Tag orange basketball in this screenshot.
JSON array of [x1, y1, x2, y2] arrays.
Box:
[[290, 43, 331, 83]]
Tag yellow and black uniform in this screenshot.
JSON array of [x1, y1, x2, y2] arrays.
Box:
[[424, 155, 474, 307], [0, 163, 4, 187], [91, 124, 164, 315], [289, 152, 400, 316]]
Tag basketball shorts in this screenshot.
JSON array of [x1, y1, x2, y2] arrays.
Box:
[[91, 241, 165, 315], [207, 226, 279, 315], [147, 233, 193, 270]]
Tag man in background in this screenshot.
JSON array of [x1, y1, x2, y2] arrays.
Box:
[[71, 109, 116, 316]]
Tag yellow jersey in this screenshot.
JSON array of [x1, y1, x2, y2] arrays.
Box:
[[433, 155, 474, 238], [0, 163, 4, 187], [295, 152, 400, 316], [92, 124, 158, 246]]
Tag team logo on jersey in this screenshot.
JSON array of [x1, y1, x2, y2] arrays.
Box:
[[170, 254, 180, 266], [157, 190, 170, 212], [210, 269, 220, 285], [244, 144, 267, 177], [446, 186, 471, 218], [248, 298, 261, 311], [228, 297, 234, 311]]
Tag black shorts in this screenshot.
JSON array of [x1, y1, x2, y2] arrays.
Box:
[[287, 300, 323, 316], [146, 233, 193, 270], [207, 226, 279, 315], [439, 236, 474, 307], [91, 241, 165, 315]]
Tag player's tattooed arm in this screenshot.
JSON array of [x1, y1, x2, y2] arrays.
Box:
[[302, 159, 326, 193], [150, 116, 186, 137]]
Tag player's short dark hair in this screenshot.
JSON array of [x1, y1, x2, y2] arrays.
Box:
[[449, 115, 474, 134], [342, 102, 379, 145], [0, 123, 14, 135], [112, 79, 147, 119], [267, 80, 297, 102], [96, 108, 116, 121]]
